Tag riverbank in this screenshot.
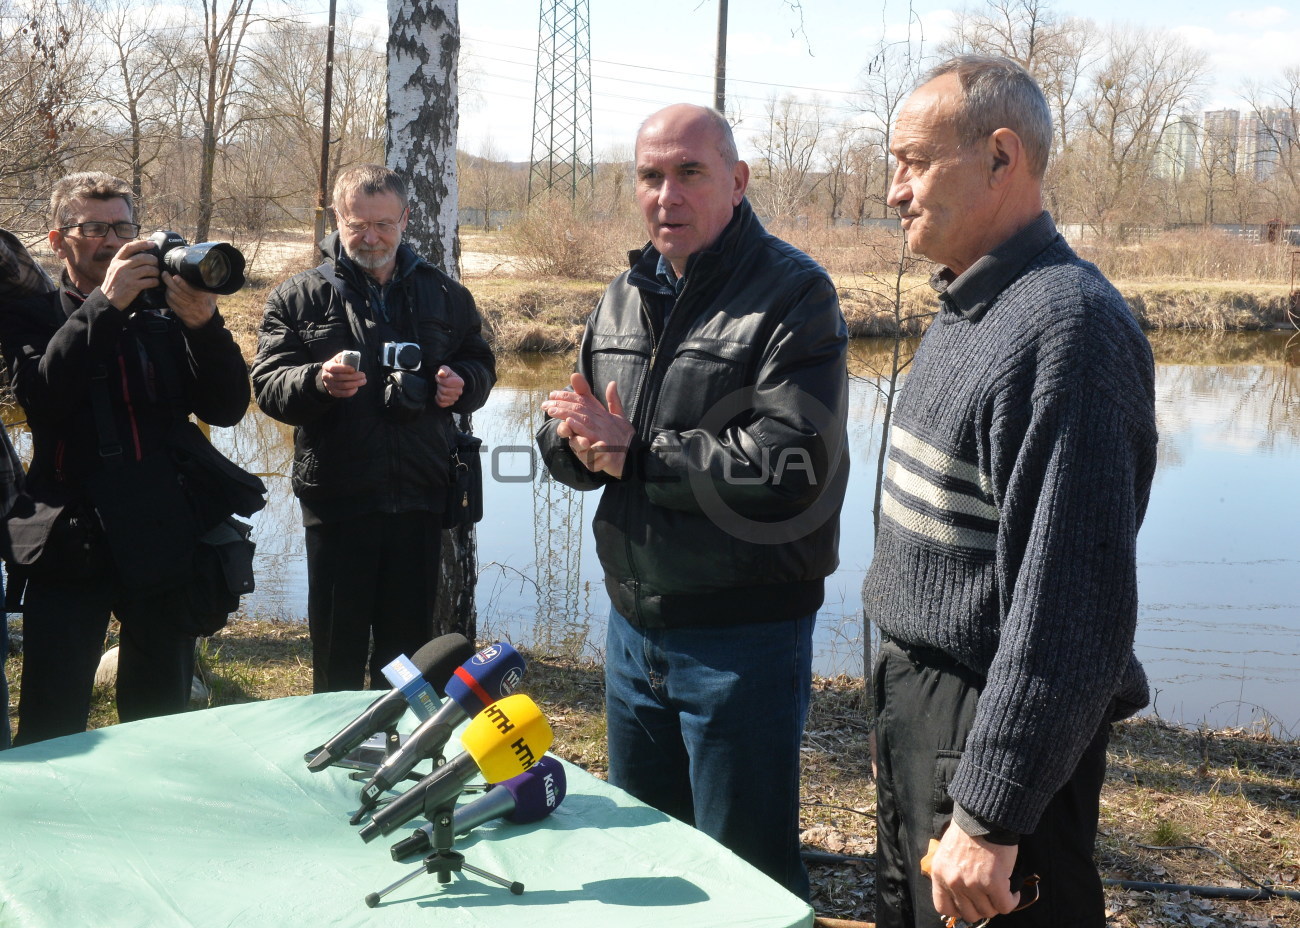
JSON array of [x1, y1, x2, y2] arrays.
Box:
[[7, 618, 1296, 927], [221, 275, 1296, 359]]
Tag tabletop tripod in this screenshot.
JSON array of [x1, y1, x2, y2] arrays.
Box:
[[364, 798, 523, 907]]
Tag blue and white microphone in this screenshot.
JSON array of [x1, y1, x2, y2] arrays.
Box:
[[304, 634, 474, 772], [356, 642, 527, 813]]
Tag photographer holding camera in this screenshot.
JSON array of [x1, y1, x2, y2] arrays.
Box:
[[252, 164, 495, 693], [0, 172, 251, 745]]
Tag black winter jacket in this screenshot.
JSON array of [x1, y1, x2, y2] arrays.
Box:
[[0, 282, 251, 582], [537, 199, 849, 628], [252, 234, 495, 524]]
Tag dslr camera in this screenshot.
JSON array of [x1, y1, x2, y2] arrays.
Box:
[[131, 230, 247, 312], [380, 341, 422, 371]]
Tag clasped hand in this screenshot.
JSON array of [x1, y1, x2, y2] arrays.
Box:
[[541, 372, 635, 478], [928, 825, 1023, 926]]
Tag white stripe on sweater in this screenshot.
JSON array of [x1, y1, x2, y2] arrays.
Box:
[[882, 427, 998, 550]]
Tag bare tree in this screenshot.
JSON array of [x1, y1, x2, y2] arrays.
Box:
[[856, 40, 925, 217], [749, 94, 828, 222], [0, 0, 96, 225], [165, 0, 256, 242], [387, 0, 459, 274], [243, 12, 385, 225], [1242, 67, 1300, 219], [385, 0, 474, 640], [1074, 26, 1207, 232], [459, 136, 522, 231], [95, 2, 184, 207]]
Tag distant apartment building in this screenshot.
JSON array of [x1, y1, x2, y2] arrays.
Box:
[[1167, 107, 1298, 182], [1153, 116, 1200, 180]]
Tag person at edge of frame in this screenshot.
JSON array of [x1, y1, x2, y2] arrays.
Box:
[[0, 173, 251, 746], [862, 55, 1157, 928]]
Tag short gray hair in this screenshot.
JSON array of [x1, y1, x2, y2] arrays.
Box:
[[923, 55, 1053, 178], [700, 107, 740, 169], [50, 172, 134, 229], [332, 163, 407, 207], [638, 105, 739, 169]]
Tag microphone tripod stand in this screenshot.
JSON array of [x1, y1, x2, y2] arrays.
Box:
[[364, 799, 524, 907]]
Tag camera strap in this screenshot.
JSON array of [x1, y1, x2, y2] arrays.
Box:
[[314, 260, 376, 351]]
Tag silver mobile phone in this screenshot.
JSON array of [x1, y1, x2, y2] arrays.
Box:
[[339, 349, 361, 369]]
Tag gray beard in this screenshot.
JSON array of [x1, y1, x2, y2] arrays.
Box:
[[345, 243, 398, 273]]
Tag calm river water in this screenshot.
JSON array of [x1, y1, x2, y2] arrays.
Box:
[[21, 330, 1298, 736]]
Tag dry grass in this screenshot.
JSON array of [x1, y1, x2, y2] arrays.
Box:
[[202, 226, 1297, 361], [1079, 229, 1296, 284], [8, 617, 1297, 927]]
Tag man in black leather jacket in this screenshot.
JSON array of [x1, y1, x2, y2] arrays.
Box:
[[253, 164, 494, 693], [538, 104, 848, 898], [0, 172, 251, 745]]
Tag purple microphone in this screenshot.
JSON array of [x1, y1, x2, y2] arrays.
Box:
[[389, 756, 568, 859], [356, 642, 527, 813]]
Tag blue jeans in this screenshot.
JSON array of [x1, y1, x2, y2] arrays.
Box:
[[604, 606, 815, 899]]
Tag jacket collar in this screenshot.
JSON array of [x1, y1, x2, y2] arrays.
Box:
[[627, 197, 759, 293], [319, 230, 424, 291], [930, 211, 1060, 322]]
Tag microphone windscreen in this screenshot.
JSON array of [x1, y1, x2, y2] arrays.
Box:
[[500, 755, 567, 824], [411, 634, 475, 697], [444, 642, 526, 714], [462, 693, 553, 782]]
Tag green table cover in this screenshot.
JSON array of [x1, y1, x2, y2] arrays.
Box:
[[0, 691, 814, 927]]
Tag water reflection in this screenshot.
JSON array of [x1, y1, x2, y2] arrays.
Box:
[[3, 331, 1297, 737]]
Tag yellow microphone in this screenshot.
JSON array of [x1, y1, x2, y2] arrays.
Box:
[[358, 693, 553, 842]]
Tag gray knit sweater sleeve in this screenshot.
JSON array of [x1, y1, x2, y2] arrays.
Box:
[[863, 240, 1157, 834]]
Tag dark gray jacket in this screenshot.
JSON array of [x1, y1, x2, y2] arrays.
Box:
[[252, 234, 495, 524], [537, 199, 849, 628]]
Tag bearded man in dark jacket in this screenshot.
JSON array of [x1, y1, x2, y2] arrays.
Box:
[[252, 164, 494, 693], [537, 104, 849, 899], [0, 172, 251, 745]]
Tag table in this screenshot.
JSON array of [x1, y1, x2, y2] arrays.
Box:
[[0, 691, 814, 927]]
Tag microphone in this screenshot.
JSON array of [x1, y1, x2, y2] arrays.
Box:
[[356, 642, 527, 812], [389, 755, 567, 859], [359, 693, 553, 843], [305, 634, 475, 772]]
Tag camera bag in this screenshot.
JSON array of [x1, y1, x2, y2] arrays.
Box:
[[444, 417, 483, 529]]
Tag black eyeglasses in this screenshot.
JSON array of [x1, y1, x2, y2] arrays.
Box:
[[58, 221, 141, 239]]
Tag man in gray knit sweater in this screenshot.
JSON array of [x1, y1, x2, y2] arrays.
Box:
[[862, 56, 1157, 928]]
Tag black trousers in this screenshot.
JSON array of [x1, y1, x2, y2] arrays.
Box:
[[874, 639, 1110, 928], [14, 576, 195, 746], [305, 510, 444, 693]]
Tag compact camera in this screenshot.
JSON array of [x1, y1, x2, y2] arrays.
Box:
[[380, 341, 422, 371], [131, 230, 247, 312]]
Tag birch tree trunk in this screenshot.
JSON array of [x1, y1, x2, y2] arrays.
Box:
[[386, 0, 476, 643], [386, 0, 460, 272]]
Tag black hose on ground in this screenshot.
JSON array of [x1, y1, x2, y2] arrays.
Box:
[[1103, 879, 1300, 902]]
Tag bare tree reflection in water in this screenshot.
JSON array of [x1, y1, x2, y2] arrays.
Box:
[[531, 471, 593, 659]]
